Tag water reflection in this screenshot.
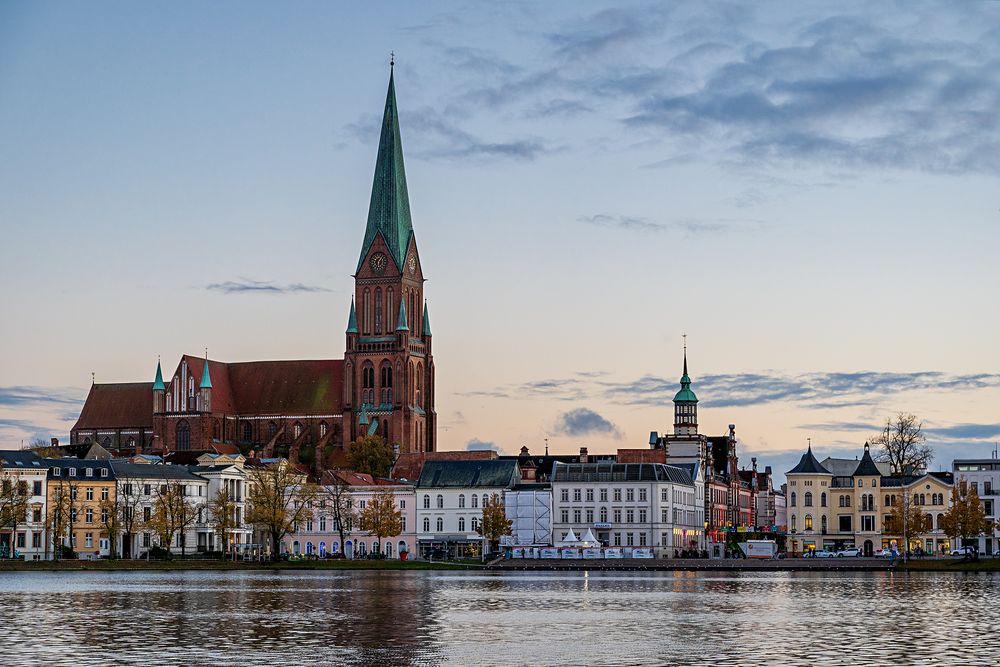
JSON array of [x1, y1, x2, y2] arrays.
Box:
[[1, 570, 998, 665]]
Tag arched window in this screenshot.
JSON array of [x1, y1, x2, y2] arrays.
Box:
[[386, 288, 393, 333], [885, 494, 891, 507], [243, 421, 253, 442], [415, 363, 423, 408], [804, 515, 813, 531], [268, 421, 278, 440], [380, 362, 393, 404], [937, 513, 944, 529], [925, 513, 933, 530], [423, 494, 430, 509], [363, 289, 371, 334], [362, 363, 375, 404], [293, 422, 303, 439], [319, 422, 328, 438], [790, 492, 796, 507], [176, 421, 190, 451], [436, 494, 444, 509], [436, 517, 443, 532], [472, 517, 480, 532], [791, 515, 796, 531], [422, 517, 430, 532], [844, 495, 851, 507], [458, 494, 465, 508], [458, 517, 466, 532], [804, 492, 812, 507], [820, 493, 827, 508], [471, 494, 478, 509], [482, 494, 489, 507], [821, 515, 827, 533], [375, 288, 383, 334], [102, 436, 112, 448]]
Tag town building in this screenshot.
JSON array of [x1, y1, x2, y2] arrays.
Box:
[[786, 442, 953, 556], [0, 450, 49, 560], [550, 461, 703, 555], [951, 457, 1000, 555], [44, 459, 117, 559], [415, 459, 520, 559], [284, 470, 415, 559], [68, 66, 437, 469]]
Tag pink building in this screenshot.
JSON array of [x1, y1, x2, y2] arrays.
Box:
[[284, 471, 416, 559]]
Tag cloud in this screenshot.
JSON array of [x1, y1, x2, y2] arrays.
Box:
[[553, 408, 622, 439], [465, 438, 500, 453], [578, 213, 759, 236], [926, 422, 1000, 442], [205, 278, 331, 295], [0, 386, 85, 407]]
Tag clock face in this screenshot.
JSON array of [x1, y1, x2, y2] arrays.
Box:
[[408, 254, 416, 274], [369, 252, 387, 274]]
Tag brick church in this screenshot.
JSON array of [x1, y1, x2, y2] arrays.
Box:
[[70, 68, 437, 470]]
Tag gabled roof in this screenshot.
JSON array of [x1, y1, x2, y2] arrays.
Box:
[[787, 446, 832, 475], [44, 458, 117, 479], [417, 459, 518, 489], [357, 68, 413, 273], [73, 383, 153, 430], [323, 469, 408, 487], [0, 449, 44, 469]]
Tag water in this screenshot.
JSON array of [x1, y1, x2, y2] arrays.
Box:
[[0, 569, 998, 665]]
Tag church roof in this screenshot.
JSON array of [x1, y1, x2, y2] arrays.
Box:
[[422, 301, 431, 336], [346, 298, 358, 334], [73, 382, 154, 430], [396, 297, 409, 331], [357, 68, 413, 273], [787, 445, 832, 475], [152, 361, 165, 391]]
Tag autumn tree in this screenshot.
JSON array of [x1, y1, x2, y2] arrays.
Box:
[[149, 481, 199, 557], [884, 495, 930, 550], [941, 480, 991, 554], [320, 471, 356, 558], [246, 461, 318, 559], [347, 435, 394, 479], [24, 437, 62, 459], [208, 486, 237, 557], [0, 474, 30, 559], [45, 478, 78, 559], [477, 492, 512, 557], [112, 477, 148, 559], [871, 413, 933, 475], [358, 487, 402, 558], [99, 492, 122, 560]]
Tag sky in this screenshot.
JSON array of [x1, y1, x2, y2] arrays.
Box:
[[1, 1, 999, 482]]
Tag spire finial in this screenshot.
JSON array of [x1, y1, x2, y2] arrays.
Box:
[[390, 51, 395, 68], [91, 371, 95, 385], [544, 438, 549, 456], [807, 437, 812, 451]]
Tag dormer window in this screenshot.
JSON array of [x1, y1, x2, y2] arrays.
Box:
[[100, 469, 108, 478], [53, 468, 62, 477], [69, 468, 77, 477], [85, 468, 93, 477]]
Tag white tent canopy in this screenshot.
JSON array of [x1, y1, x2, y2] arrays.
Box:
[[556, 529, 581, 546], [579, 528, 600, 546]]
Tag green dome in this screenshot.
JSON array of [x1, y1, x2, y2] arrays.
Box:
[[674, 386, 698, 403]]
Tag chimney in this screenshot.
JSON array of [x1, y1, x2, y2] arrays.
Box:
[[579, 446, 589, 464]]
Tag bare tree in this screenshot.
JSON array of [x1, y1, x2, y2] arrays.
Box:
[[114, 477, 148, 559], [320, 471, 357, 558], [149, 481, 199, 557], [208, 487, 237, 558], [45, 478, 78, 559], [0, 473, 30, 559], [871, 413, 932, 475]]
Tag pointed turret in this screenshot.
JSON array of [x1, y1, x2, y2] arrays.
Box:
[[422, 301, 432, 336], [853, 441, 882, 477], [200, 358, 213, 389], [396, 298, 409, 332], [153, 360, 166, 391], [357, 67, 413, 273], [346, 298, 359, 334], [673, 343, 699, 436], [199, 353, 213, 413]]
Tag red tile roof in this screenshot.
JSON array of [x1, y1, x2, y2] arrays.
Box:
[[323, 469, 406, 487], [73, 383, 153, 430], [177, 355, 344, 415], [390, 450, 497, 482], [616, 449, 667, 464]]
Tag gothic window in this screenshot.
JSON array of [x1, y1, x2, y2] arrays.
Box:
[[410, 292, 416, 333], [177, 421, 190, 451], [319, 422, 328, 438], [363, 289, 371, 335], [375, 289, 383, 334], [415, 363, 423, 408], [213, 420, 220, 441], [386, 288, 393, 333], [362, 363, 375, 404], [380, 362, 393, 404], [243, 421, 253, 442], [382, 419, 389, 441], [293, 422, 303, 439], [268, 421, 278, 440]]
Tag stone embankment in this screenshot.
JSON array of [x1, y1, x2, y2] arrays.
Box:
[[489, 557, 897, 572]]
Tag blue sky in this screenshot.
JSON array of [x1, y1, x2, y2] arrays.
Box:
[[1, 1, 999, 481]]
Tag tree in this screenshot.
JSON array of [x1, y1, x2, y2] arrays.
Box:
[[0, 473, 30, 559], [871, 413, 932, 475], [941, 480, 992, 553], [208, 487, 237, 557], [99, 493, 121, 560], [884, 494, 930, 550], [347, 435, 394, 479], [320, 471, 356, 558], [358, 487, 402, 558], [113, 477, 147, 559], [246, 461, 318, 559], [24, 437, 62, 459], [477, 492, 512, 557], [45, 479, 77, 560], [148, 481, 199, 557]]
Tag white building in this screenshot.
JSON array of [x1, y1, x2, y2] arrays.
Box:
[[551, 461, 704, 556], [416, 459, 519, 559], [189, 453, 252, 553], [0, 450, 48, 560], [952, 458, 1000, 555]]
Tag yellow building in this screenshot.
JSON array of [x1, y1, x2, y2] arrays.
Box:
[[786, 443, 953, 556], [45, 459, 117, 559]]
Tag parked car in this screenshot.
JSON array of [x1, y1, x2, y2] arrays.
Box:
[[812, 549, 837, 558], [877, 548, 897, 559], [836, 548, 862, 558], [951, 546, 978, 557]]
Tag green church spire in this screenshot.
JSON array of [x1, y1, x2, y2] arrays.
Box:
[[357, 66, 413, 273], [152, 359, 165, 391], [673, 343, 697, 403], [396, 297, 409, 331], [200, 355, 212, 389], [422, 300, 431, 336], [346, 298, 358, 333]]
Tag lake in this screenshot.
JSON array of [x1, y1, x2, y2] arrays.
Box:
[[0, 569, 997, 665]]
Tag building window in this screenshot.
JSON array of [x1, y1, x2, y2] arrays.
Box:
[[626, 489, 634, 502], [804, 492, 812, 507], [573, 509, 581, 523], [639, 489, 647, 502], [423, 495, 430, 509], [791, 492, 796, 507], [586, 489, 594, 502], [599, 507, 607, 522], [471, 494, 478, 509], [573, 489, 581, 502], [436, 518, 443, 532], [791, 515, 796, 531], [86, 488, 94, 501], [586, 509, 594, 523], [423, 517, 430, 532], [243, 421, 254, 442], [561, 489, 569, 502], [614, 489, 622, 502], [804, 515, 813, 531], [821, 515, 827, 533], [821, 493, 827, 508], [613, 509, 621, 523], [177, 420, 191, 451], [600, 489, 608, 502], [458, 494, 465, 508], [436, 495, 443, 509], [561, 510, 569, 523], [458, 517, 465, 532], [626, 509, 634, 523]]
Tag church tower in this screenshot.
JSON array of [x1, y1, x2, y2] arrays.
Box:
[[673, 346, 699, 436], [343, 65, 436, 454]]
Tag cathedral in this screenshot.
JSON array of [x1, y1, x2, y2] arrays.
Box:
[[70, 68, 437, 469]]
